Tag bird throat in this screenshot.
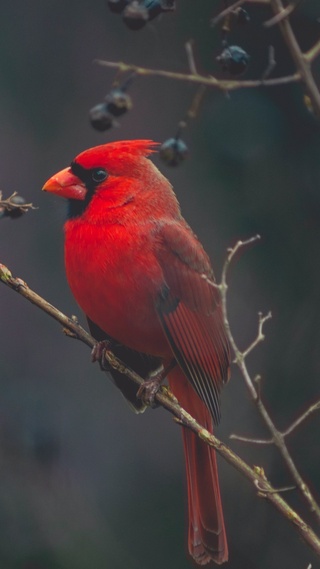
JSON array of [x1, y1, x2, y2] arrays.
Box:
[[67, 162, 98, 219], [67, 194, 93, 219]]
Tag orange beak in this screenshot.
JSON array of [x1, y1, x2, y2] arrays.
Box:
[[42, 167, 87, 200]]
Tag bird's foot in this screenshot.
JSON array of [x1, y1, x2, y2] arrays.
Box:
[[137, 371, 164, 408], [91, 340, 113, 371], [137, 360, 176, 408]]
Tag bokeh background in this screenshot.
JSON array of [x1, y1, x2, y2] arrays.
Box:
[[1, 1, 320, 568]]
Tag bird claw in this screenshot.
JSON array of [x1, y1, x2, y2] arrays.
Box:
[[137, 373, 164, 408], [91, 340, 112, 371], [137, 359, 177, 407]]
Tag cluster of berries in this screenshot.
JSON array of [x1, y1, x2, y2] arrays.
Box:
[[90, 86, 132, 131], [89, 83, 188, 167], [90, 5, 252, 166], [107, 0, 176, 30]]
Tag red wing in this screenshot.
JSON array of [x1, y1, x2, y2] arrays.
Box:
[[156, 222, 230, 424]]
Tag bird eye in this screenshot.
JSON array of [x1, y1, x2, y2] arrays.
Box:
[[91, 168, 108, 183]]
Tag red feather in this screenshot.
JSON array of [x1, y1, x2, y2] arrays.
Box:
[[169, 368, 228, 565], [156, 219, 230, 423], [42, 140, 231, 565]]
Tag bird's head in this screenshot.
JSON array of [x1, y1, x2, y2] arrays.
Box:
[[42, 140, 162, 219]]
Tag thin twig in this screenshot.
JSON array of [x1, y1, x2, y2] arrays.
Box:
[[211, 0, 268, 27], [95, 59, 300, 91], [261, 46, 277, 81], [254, 480, 296, 493], [183, 40, 207, 122], [0, 191, 35, 216], [243, 311, 272, 358], [269, 0, 320, 116], [282, 399, 320, 437], [211, 0, 247, 28], [217, 237, 320, 523], [231, 399, 320, 443], [1, 262, 320, 559], [230, 433, 273, 444], [187, 84, 207, 120], [264, 3, 296, 28], [185, 40, 198, 75], [305, 39, 320, 64]]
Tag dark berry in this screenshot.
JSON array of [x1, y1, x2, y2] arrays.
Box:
[[105, 88, 132, 116], [107, 0, 130, 13], [4, 195, 27, 219], [159, 138, 188, 167], [89, 103, 114, 131], [217, 45, 250, 76], [123, 2, 149, 30]]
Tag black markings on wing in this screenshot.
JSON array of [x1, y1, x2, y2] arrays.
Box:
[[156, 222, 231, 424], [157, 291, 230, 425]]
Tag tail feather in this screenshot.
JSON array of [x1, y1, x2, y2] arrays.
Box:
[[169, 368, 228, 565]]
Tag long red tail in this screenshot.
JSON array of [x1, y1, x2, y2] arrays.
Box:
[[169, 368, 228, 565]]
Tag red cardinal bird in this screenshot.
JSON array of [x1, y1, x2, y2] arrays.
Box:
[[43, 140, 230, 565]]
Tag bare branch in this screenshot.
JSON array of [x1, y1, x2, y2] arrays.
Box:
[[211, 0, 269, 28], [269, 0, 320, 115], [254, 479, 296, 493], [261, 45, 277, 81], [185, 40, 198, 75], [217, 236, 320, 523], [96, 1, 320, 115], [282, 400, 320, 437], [230, 433, 273, 444], [231, 399, 320, 444], [210, 0, 248, 27], [95, 59, 300, 91], [186, 84, 207, 120], [263, 3, 296, 28], [305, 39, 320, 63], [243, 311, 272, 358], [1, 261, 320, 559]]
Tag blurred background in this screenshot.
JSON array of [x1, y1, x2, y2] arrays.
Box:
[[1, 1, 320, 567]]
